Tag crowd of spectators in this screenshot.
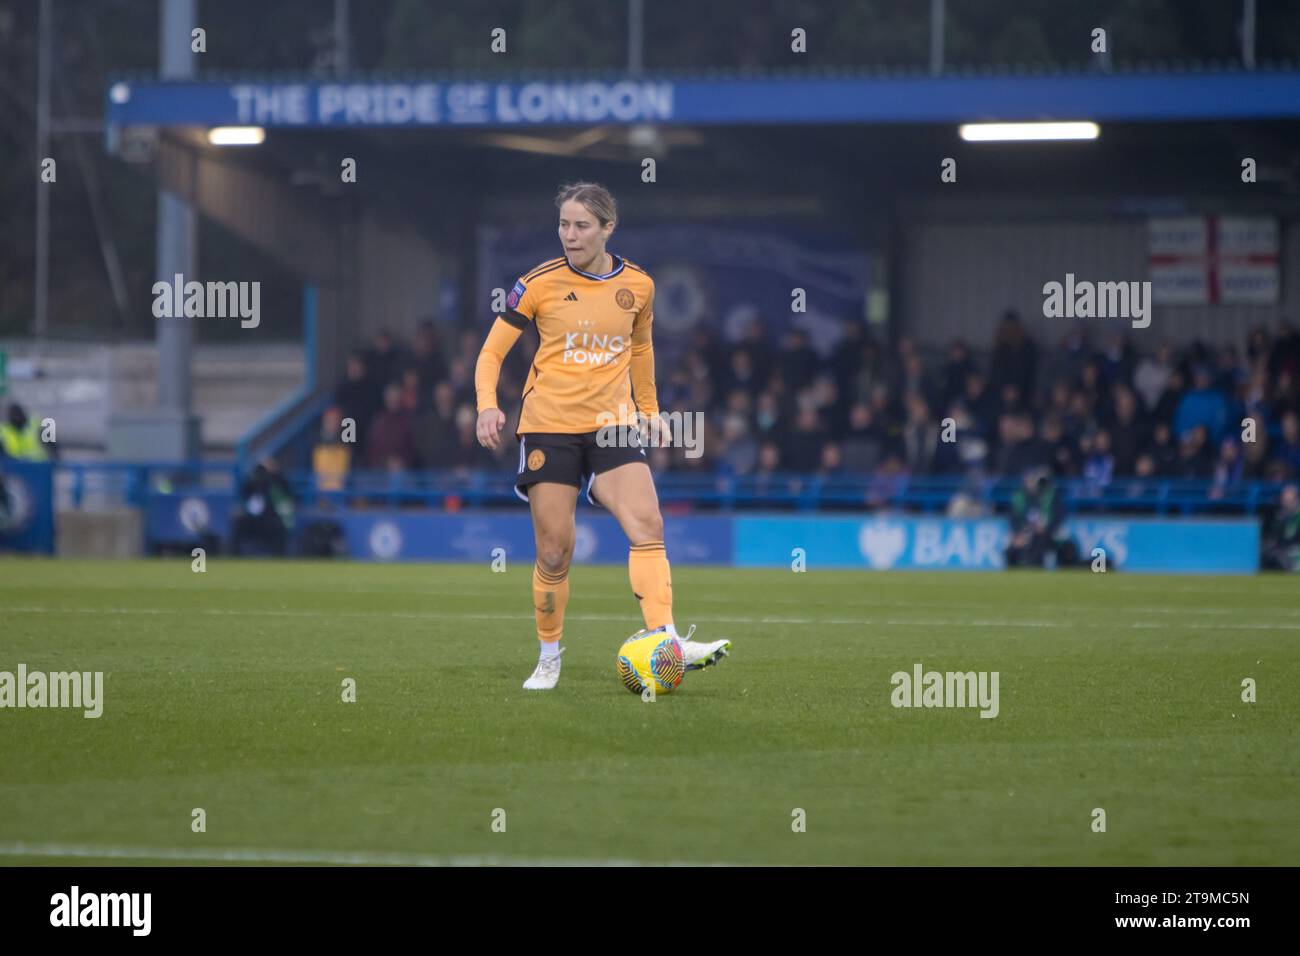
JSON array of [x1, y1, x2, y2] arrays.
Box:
[[322, 312, 1300, 493]]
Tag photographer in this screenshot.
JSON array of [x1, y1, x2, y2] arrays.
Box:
[[231, 460, 296, 557], [1006, 468, 1076, 569], [1262, 483, 1300, 572]]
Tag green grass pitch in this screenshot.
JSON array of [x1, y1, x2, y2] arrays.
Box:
[[1, 557, 1297, 866]]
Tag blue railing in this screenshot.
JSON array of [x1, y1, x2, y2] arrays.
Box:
[[277, 469, 1285, 516], [52, 461, 1285, 516], [58, 461, 239, 509]]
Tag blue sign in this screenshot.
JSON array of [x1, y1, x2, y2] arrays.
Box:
[[144, 492, 733, 565], [1067, 517, 1259, 573], [736, 515, 1008, 571], [734, 515, 1259, 573], [141, 489, 1257, 572], [145, 492, 236, 545], [106, 72, 1300, 130], [0, 461, 55, 554], [318, 511, 732, 564]]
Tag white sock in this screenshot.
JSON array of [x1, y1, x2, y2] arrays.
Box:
[[663, 624, 681, 642], [539, 641, 562, 660]]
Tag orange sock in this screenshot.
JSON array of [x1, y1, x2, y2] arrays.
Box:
[[628, 540, 673, 631], [532, 563, 569, 643]]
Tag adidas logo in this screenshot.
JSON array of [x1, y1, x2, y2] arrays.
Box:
[[564, 291, 579, 301]]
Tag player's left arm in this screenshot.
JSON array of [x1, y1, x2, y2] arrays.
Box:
[[629, 285, 660, 427]]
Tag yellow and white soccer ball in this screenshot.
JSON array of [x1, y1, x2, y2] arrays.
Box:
[[616, 627, 684, 696]]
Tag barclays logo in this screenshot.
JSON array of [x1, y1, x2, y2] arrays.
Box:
[[1066, 520, 1129, 567], [857, 518, 1007, 570], [858, 519, 908, 569]]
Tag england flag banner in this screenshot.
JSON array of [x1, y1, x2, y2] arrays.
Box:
[[1149, 215, 1278, 305]]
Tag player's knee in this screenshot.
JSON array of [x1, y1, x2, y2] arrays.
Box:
[[630, 512, 664, 545], [536, 540, 572, 575]]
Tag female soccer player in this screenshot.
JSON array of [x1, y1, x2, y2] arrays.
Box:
[[474, 182, 731, 689]]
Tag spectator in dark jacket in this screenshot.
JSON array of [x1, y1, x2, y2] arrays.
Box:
[[413, 381, 459, 469], [1039, 415, 1079, 478], [989, 310, 1037, 398], [334, 352, 381, 442], [996, 412, 1048, 477], [410, 321, 448, 396], [938, 339, 974, 412], [1152, 367, 1186, 428], [1176, 425, 1215, 479], [901, 393, 938, 474], [779, 329, 819, 393], [1150, 421, 1179, 477], [1210, 437, 1245, 499], [366, 383, 415, 471], [781, 406, 827, 474], [1108, 385, 1148, 476], [1274, 411, 1300, 477], [366, 329, 407, 394]]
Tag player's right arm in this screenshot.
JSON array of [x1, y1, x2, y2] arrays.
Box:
[[476, 273, 544, 450], [474, 317, 524, 450]]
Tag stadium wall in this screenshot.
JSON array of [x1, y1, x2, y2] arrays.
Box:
[[134, 497, 1259, 573], [901, 208, 1300, 348]]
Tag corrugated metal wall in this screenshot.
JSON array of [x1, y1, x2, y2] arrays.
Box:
[[357, 212, 442, 339], [161, 137, 445, 376], [902, 215, 1300, 350]]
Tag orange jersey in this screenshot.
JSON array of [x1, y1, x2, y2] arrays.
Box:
[[498, 253, 657, 434]]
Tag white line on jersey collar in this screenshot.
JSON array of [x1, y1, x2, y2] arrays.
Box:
[[566, 252, 624, 281]]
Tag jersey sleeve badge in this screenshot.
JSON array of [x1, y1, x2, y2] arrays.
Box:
[[507, 279, 527, 310]]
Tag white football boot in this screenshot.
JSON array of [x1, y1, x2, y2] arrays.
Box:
[[523, 647, 564, 690], [674, 624, 732, 672]]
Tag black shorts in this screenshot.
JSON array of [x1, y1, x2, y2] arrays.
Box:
[[515, 428, 648, 507]]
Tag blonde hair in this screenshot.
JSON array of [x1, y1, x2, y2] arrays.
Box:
[[554, 182, 617, 226]]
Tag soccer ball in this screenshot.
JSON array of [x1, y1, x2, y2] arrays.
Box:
[[616, 628, 684, 696]]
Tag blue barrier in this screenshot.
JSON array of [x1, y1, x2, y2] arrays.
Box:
[[0, 460, 55, 554], [59, 461, 239, 510], [48, 461, 1273, 571], [734, 515, 1259, 573], [314, 511, 733, 564], [134, 481, 1259, 572], [268, 470, 1281, 516]]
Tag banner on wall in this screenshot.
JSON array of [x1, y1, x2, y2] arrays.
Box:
[[143, 495, 1259, 573], [1148, 216, 1279, 305], [477, 223, 870, 363], [734, 514, 1259, 574], [0, 461, 55, 554]]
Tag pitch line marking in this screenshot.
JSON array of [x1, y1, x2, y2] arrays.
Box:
[[7, 605, 1300, 631], [0, 842, 735, 867]]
